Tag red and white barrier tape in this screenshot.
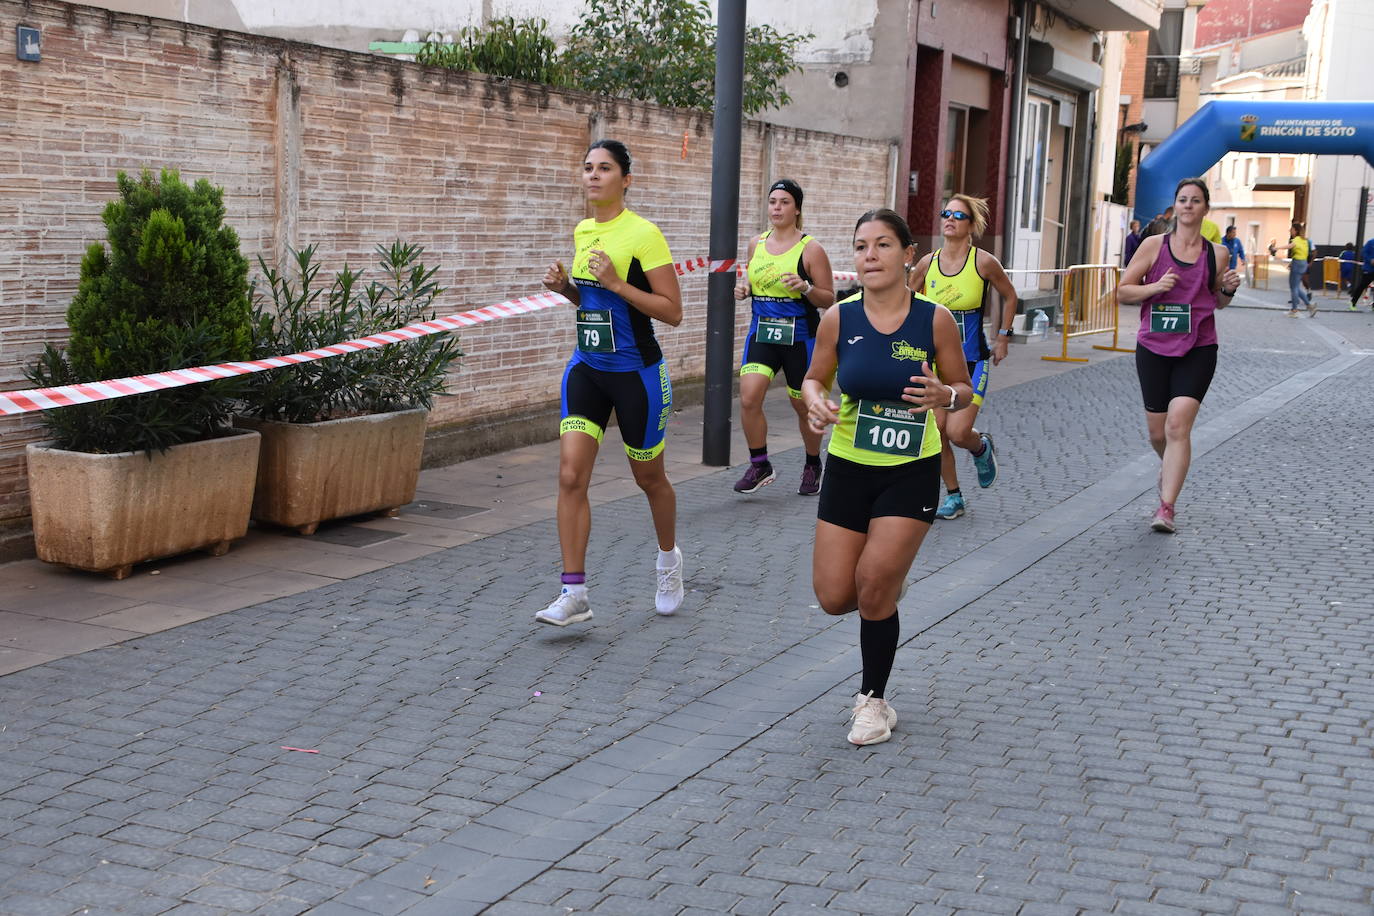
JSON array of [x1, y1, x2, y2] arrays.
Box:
[[0, 290, 570, 416], [2, 258, 864, 417]]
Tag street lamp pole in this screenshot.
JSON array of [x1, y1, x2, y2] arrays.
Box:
[[702, 0, 746, 467]]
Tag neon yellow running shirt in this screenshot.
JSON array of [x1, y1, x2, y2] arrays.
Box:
[[571, 208, 673, 371]]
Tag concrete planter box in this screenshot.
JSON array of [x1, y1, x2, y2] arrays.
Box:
[[25, 429, 261, 580], [234, 408, 427, 535]]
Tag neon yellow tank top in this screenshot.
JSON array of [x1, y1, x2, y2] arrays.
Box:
[[922, 246, 989, 362], [747, 232, 812, 315], [921, 246, 985, 312]]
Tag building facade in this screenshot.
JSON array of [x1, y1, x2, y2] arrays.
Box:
[[80, 0, 1162, 286]]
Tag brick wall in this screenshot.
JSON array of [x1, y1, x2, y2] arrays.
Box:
[[0, 0, 892, 523], [1121, 31, 1148, 208]]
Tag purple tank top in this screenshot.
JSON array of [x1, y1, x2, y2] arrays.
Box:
[[1137, 234, 1219, 357]]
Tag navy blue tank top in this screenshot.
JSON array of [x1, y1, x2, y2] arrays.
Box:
[[829, 292, 944, 465]]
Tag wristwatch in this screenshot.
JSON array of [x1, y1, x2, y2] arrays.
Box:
[[997, 328, 1012, 337], [946, 387, 958, 410], [802, 280, 813, 296]]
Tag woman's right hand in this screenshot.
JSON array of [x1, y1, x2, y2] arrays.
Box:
[[734, 274, 750, 301], [1154, 269, 1177, 296], [807, 396, 840, 430], [543, 261, 570, 295]]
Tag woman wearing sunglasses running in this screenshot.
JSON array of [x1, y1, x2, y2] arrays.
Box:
[[910, 195, 1018, 519]]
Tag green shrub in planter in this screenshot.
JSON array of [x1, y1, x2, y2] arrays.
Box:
[[242, 242, 462, 422], [26, 169, 252, 454]]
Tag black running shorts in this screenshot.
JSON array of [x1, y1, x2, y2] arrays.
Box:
[[817, 453, 941, 533], [1135, 343, 1218, 412]]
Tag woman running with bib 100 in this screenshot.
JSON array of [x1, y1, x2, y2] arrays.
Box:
[[802, 208, 972, 746], [910, 194, 1018, 520], [732, 179, 835, 495], [535, 140, 687, 626], [1118, 177, 1240, 534]]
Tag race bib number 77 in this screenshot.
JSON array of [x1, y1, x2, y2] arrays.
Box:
[[1150, 302, 1191, 334]]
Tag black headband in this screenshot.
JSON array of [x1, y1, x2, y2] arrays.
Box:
[[768, 179, 803, 210]]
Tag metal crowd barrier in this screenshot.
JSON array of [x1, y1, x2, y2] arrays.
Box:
[[1042, 264, 1133, 363]]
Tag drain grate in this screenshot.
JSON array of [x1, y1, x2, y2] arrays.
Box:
[[402, 500, 490, 519]]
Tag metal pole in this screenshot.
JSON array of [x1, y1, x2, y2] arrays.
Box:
[[1355, 185, 1368, 289], [1002, 0, 1029, 271], [702, 0, 746, 467]]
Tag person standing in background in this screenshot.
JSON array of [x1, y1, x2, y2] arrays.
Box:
[[1222, 225, 1246, 277], [1339, 243, 1356, 299], [1123, 220, 1142, 267], [1350, 237, 1374, 309], [1270, 222, 1314, 318]]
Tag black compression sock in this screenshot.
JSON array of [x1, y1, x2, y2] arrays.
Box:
[[805, 453, 821, 468], [859, 612, 900, 699], [749, 445, 769, 461]]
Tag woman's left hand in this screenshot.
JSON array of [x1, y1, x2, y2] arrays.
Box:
[[1220, 268, 1242, 293], [587, 249, 620, 289], [901, 361, 948, 414], [780, 272, 809, 294]]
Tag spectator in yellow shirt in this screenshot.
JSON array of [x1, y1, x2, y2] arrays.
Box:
[[1270, 222, 1314, 317]]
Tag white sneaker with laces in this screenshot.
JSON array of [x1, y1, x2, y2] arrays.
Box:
[[655, 546, 685, 616], [847, 691, 897, 746], [535, 588, 592, 627]]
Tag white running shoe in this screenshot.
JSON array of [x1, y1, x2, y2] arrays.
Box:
[[655, 547, 685, 616], [847, 691, 897, 746], [535, 588, 593, 627]]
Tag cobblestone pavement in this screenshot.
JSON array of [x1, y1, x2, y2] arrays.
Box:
[[2, 307, 1372, 916]]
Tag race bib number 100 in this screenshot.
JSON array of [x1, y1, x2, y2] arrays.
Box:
[[854, 399, 926, 457], [576, 309, 616, 352], [1150, 302, 1191, 334]]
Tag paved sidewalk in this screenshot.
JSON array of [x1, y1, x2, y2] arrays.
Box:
[[0, 305, 1135, 676], [3, 287, 1374, 916]]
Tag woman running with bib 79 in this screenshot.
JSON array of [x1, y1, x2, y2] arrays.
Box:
[[535, 140, 687, 626]]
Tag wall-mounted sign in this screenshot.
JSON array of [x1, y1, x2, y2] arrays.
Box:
[[16, 26, 40, 62]]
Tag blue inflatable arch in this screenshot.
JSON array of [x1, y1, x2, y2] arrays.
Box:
[[1134, 100, 1374, 223]]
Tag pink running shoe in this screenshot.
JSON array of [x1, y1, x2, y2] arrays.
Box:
[[1150, 503, 1176, 533]]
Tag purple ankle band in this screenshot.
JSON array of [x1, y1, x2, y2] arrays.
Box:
[[561, 573, 586, 585], [751, 454, 769, 464]]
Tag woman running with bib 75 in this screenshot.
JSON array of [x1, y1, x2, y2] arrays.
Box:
[[733, 179, 835, 496]]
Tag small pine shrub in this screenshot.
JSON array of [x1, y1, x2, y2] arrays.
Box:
[[26, 169, 252, 454]]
